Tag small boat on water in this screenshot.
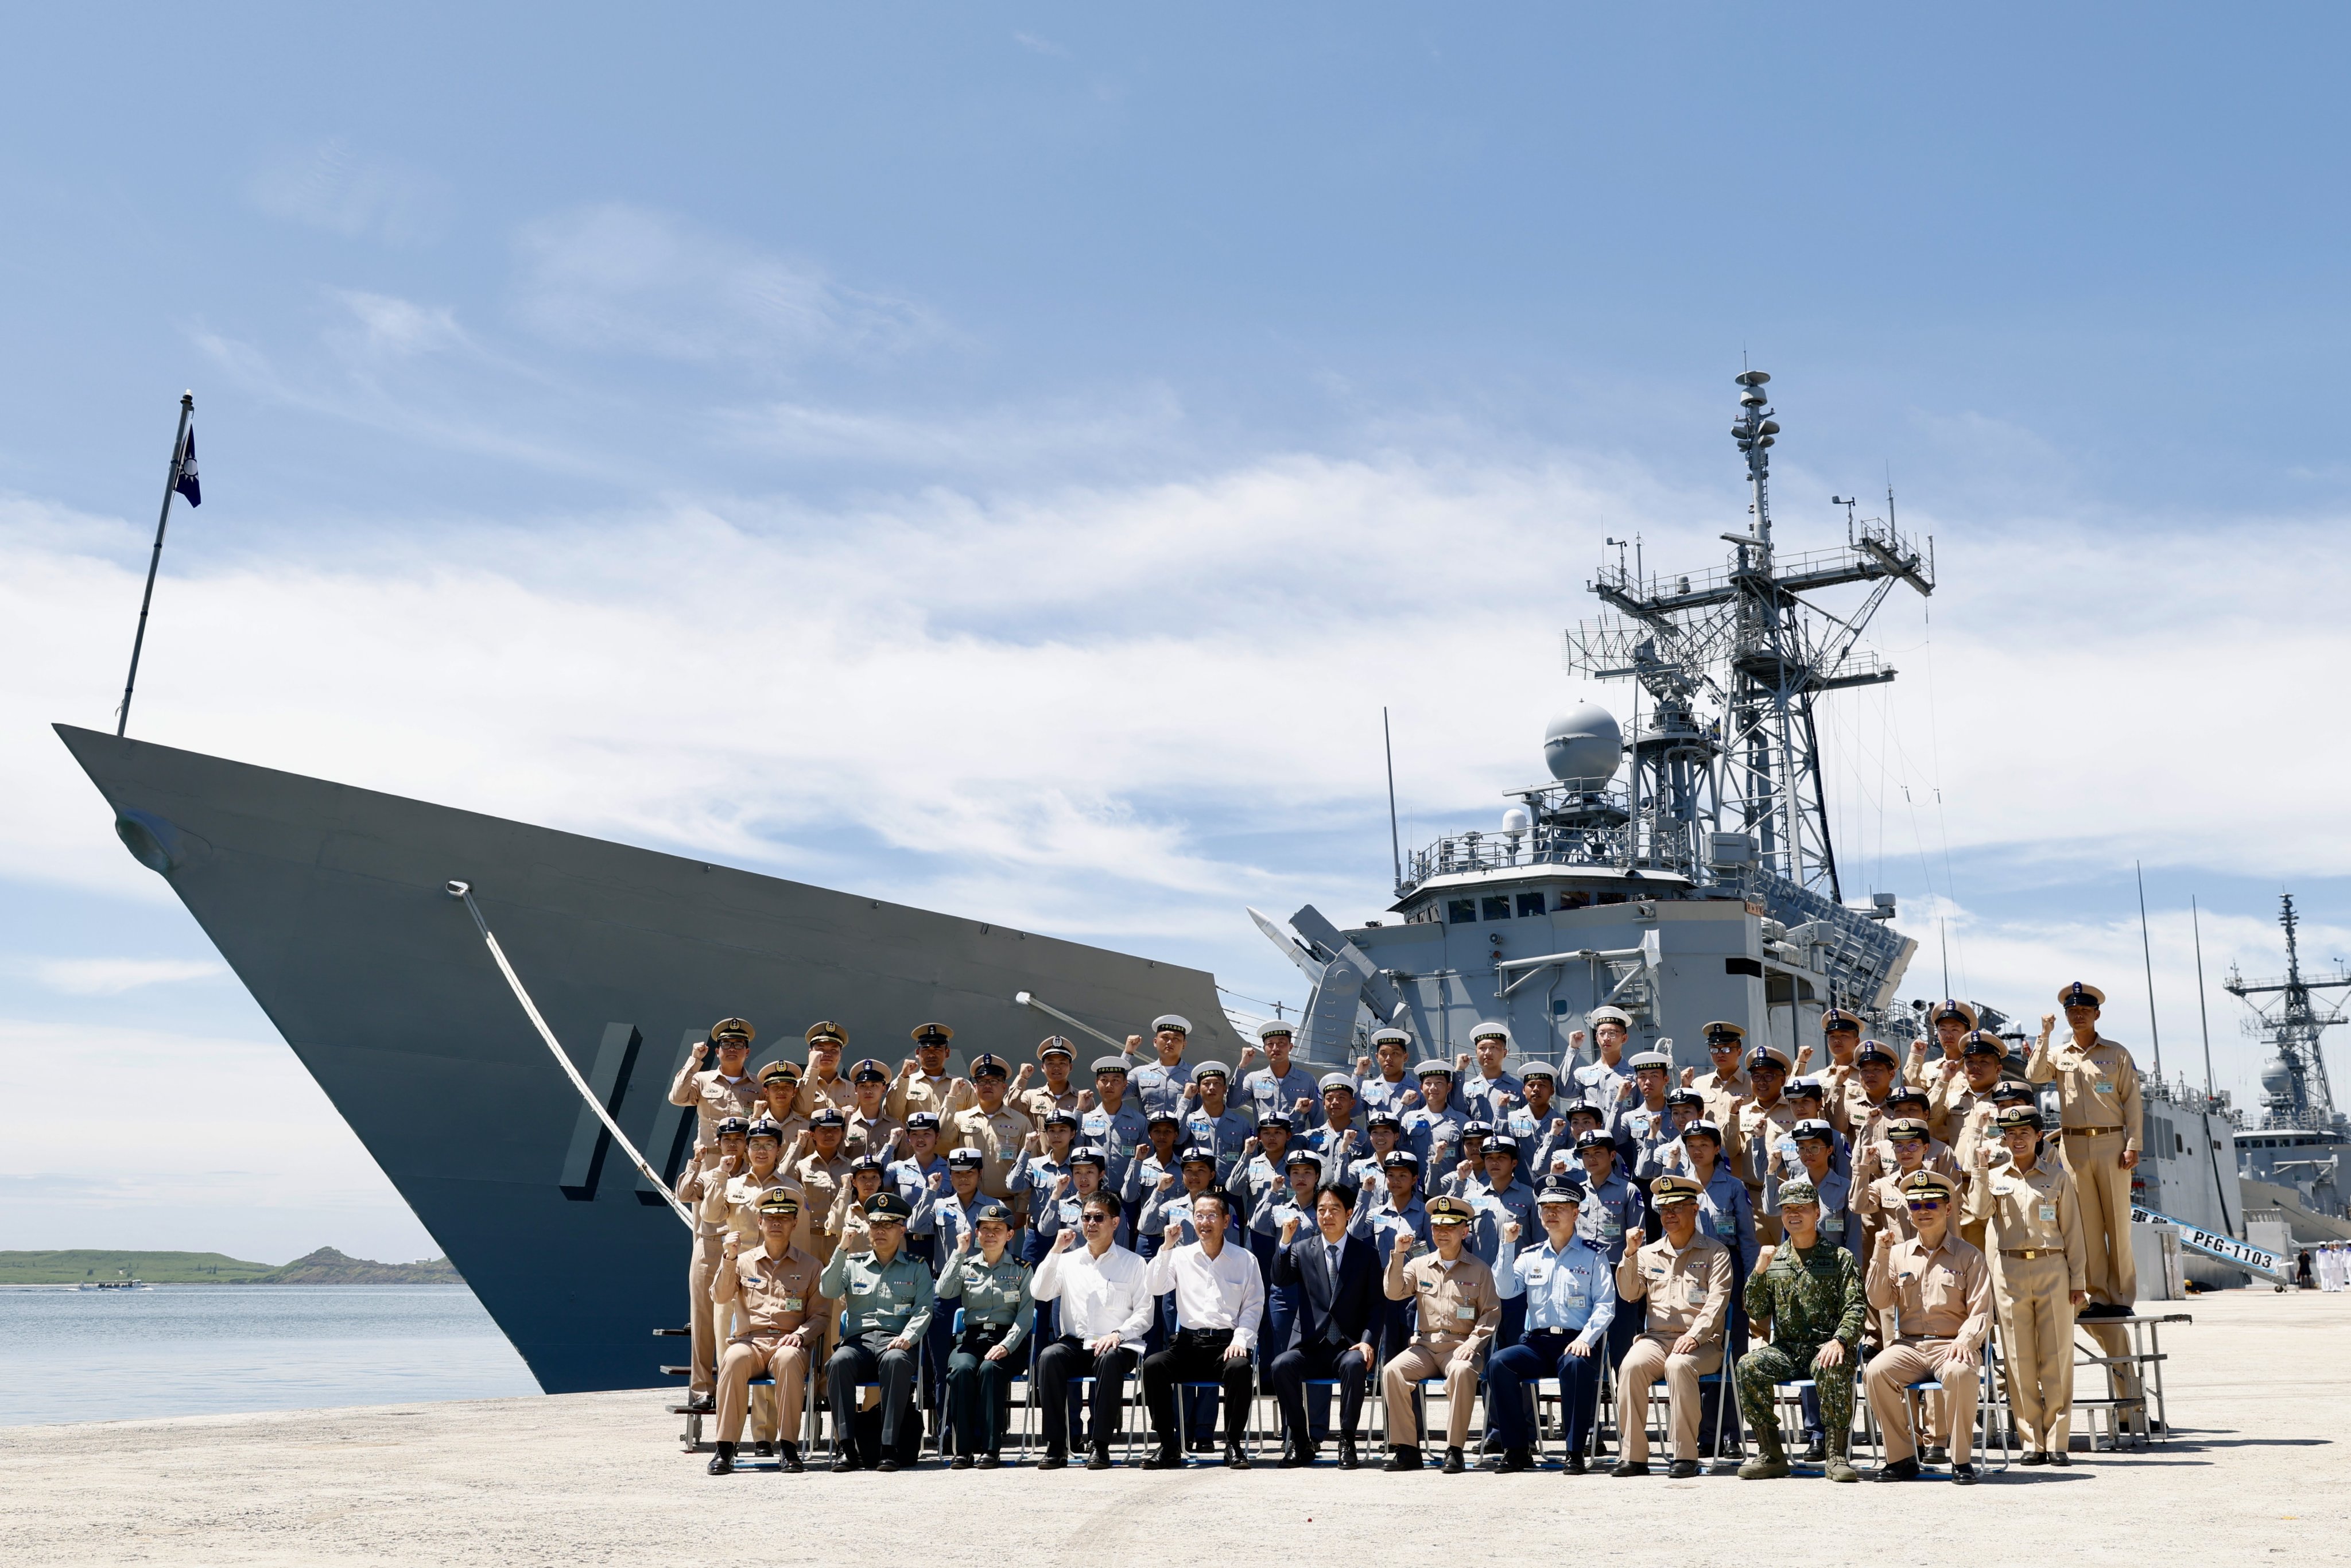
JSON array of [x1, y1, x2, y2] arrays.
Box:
[[76, 1276, 145, 1291]]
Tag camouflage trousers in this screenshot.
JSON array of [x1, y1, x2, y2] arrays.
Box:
[[1735, 1340, 1852, 1440]]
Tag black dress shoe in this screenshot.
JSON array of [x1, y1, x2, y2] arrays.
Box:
[[1562, 1451, 1588, 1475], [1337, 1439, 1360, 1470], [1189, 1434, 1216, 1453], [876, 1456, 900, 1473], [1802, 1436, 1828, 1462], [1278, 1445, 1311, 1469], [778, 1442, 804, 1474], [1486, 1447, 1533, 1473], [1224, 1444, 1251, 1470], [1609, 1460, 1648, 1477], [1087, 1449, 1114, 1470], [1039, 1451, 1068, 1470], [1140, 1448, 1185, 1470], [1923, 1444, 1948, 1466], [977, 1454, 1001, 1469], [752, 1441, 774, 1458], [2018, 1450, 2049, 1466], [686, 1393, 716, 1414], [1383, 1445, 1422, 1472], [831, 1451, 858, 1473], [707, 1441, 736, 1476], [1871, 1456, 1920, 1482], [2049, 1450, 2071, 1466], [1667, 1459, 1701, 1480], [1442, 1447, 1465, 1474], [950, 1454, 973, 1470], [1952, 1462, 1978, 1485]]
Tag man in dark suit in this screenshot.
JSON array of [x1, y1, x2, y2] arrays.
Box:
[[1266, 1180, 1382, 1468]]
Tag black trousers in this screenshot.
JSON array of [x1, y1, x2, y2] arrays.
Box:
[[945, 1325, 1019, 1456], [1142, 1328, 1254, 1450], [826, 1332, 920, 1461], [1034, 1336, 1138, 1456], [1266, 1338, 1371, 1446]]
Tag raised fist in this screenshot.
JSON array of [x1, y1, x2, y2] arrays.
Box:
[[898, 1057, 920, 1078], [1077, 1089, 1097, 1112], [1292, 1096, 1312, 1119], [1455, 1051, 1473, 1072], [1242, 1136, 1260, 1160], [1163, 1221, 1184, 1248], [1237, 1043, 1262, 1066], [1625, 1227, 1646, 1251], [1356, 1055, 1373, 1078], [1015, 1063, 1035, 1088], [1571, 1028, 1586, 1050], [691, 1041, 709, 1064], [1794, 1045, 1814, 1071], [1391, 1231, 1414, 1260], [1680, 1067, 1698, 1088], [2040, 1014, 2057, 1036], [1182, 1080, 1201, 1103], [1281, 1215, 1301, 1244], [1502, 1221, 1520, 1245], [1156, 1171, 1176, 1192], [719, 1154, 742, 1177], [1053, 1227, 1078, 1252], [1125, 1034, 1143, 1052], [1400, 1089, 1422, 1110]]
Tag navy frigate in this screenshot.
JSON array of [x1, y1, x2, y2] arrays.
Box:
[[60, 369, 2248, 1391]]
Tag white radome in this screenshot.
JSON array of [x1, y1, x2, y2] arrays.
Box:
[[1543, 703, 1623, 786], [1501, 806, 1532, 835]]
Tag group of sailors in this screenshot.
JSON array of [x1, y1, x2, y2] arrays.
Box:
[[667, 980, 2148, 1483], [2309, 1241, 2351, 1292]]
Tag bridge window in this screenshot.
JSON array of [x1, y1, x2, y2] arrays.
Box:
[[1481, 896, 1512, 921], [1448, 899, 1477, 924], [1516, 892, 1547, 917]]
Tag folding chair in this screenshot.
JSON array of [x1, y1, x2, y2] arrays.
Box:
[[1173, 1350, 1259, 1459]]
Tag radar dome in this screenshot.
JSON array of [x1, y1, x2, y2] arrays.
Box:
[[1501, 806, 1532, 835], [1543, 704, 1623, 786]]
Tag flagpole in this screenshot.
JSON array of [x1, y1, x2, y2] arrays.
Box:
[[116, 391, 194, 738]]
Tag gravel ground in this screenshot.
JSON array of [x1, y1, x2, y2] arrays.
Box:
[[1, 1287, 2341, 1567]]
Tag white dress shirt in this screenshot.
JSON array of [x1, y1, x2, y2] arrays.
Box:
[[1145, 1237, 1267, 1350], [1031, 1240, 1156, 1352]]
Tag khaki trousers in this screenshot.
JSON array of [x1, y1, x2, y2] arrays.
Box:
[[1615, 1331, 1721, 1463], [1380, 1339, 1482, 1449], [687, 1228, 723, 1394], [716, 1336, 811, 1444], [1865, 1338, 1978, 1463], [1993, 1253, 2075, 1453], [2060, 1131, 2137, 1306]]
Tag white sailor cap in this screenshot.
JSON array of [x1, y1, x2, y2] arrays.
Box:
[[1317, 1072, 1357, 1093], [1369, 1026, 1412, 1047], [1628, 1050, 1672, 1072], [1150, 1014, 1192, 1036], [1255, 1019, 1295, 1041], [1471, 1020, 1511, 1044], [1414, 1058, 1454, 1078], [1586, 1006, 1634, 1029]]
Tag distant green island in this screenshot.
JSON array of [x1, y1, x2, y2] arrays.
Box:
[[0, 1247, 464, 1286]]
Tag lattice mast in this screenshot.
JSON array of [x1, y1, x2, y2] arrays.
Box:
[[2226, 894, 2350, 1133], [1565, 370, 1934, 898]]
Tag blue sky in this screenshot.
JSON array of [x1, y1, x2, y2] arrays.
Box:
[[5, 5, 2350, 1260]]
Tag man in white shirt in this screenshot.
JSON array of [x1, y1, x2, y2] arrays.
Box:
[[1030, 1191, 1155, 1470], [1141, 1190, 1266, 1468]]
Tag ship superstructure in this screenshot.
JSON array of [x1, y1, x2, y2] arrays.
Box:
[[1258, 373, 1921, 1073], [2231, 895, 2350, 1218]]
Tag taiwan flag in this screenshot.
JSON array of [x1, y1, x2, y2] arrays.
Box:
[[174, 429, 201, 507]]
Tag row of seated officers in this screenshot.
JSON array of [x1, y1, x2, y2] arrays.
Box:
[[672, 1002, 2112, 1482]]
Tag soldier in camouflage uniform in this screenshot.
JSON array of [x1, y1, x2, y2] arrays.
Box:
[[1734, 1177, 1867, 1481]]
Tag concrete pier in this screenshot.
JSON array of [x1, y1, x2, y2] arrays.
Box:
[[1, 1288, 2341, 1566]]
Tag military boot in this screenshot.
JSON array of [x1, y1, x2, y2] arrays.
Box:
[[1824, 1429, 1860, 1482], [1737, 1429, 1791, 1480]]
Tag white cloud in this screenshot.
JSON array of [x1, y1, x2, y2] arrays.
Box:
[[326, 289, 472, 360], [0, 1019, 435, 1260], [28, 958, 226, 996], [245, 138, 452, 247], [511, 204, 934, 367]]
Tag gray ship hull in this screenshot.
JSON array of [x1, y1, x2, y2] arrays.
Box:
[[56, 724, 1235, 1394]]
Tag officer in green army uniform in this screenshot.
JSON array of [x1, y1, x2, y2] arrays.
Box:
[[1734, 1177, 1867, 1482]]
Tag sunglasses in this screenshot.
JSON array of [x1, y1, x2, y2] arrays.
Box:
[[1905, 1200, 1945, 1212], [1079, 1213, 1112, 1224]]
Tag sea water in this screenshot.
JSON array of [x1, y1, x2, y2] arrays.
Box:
[[0, 1284, 540, 1426]]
